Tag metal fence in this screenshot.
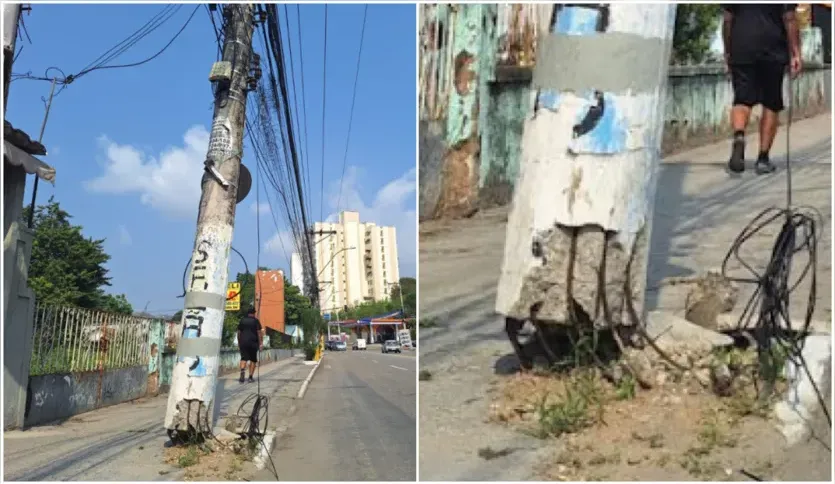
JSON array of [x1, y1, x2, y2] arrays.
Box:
[[29, 304, 157, 376]]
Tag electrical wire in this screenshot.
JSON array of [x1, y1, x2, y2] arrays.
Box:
[[335, 5, 368, 214], [720, 73, 830, 425], [11, 5, 198, 96], [319, 5, 328, 223]]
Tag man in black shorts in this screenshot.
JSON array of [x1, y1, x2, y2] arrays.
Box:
[[237, 307, 263, 383], [723, 4, 802, 174]]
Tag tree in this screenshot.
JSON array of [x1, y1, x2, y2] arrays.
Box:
[[24, 197, 128, 312], [672, 4, 723, 65], [98, 293, 133, 315], [390, 277, 417, 318]]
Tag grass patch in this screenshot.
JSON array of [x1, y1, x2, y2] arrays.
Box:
[[419, 370, 432, 381], [615, 373, 636, 401], [178, 446, 200, 468], [419, 317, 440, 328], [536, 370, 605, 438]]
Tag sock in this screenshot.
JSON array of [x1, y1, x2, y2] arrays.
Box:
[[757, 150, 770, 161], [733, 130, 745, 142]]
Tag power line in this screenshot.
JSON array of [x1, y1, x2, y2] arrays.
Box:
[[335, 5, 369, 214], [319, 5, 328, 223], [296, 4, 314, 235], [12, 4, 200, 95]]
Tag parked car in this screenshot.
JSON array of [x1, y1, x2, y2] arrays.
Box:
[[382, 340, 401, 354], [352, 338, 367, 350], [333, 340, 347, 351]]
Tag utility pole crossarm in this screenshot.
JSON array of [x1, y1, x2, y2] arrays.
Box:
[[164, 4, 255, 438], [495, 5, 676, 363]]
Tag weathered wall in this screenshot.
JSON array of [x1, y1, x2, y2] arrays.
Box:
[[25, 366, 148, 427], [663, 64, 830, 153], [3, 191, 36, 430], [419, 63, 831, 216], [419, 120, 446, 220]]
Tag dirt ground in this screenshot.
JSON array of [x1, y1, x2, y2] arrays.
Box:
[[163, 438, 260, 481], [485, 363, 830, 482]]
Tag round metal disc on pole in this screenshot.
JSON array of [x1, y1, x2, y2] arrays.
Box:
[[236, 164, 252, 204]]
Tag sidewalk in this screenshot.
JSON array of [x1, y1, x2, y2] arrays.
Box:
[[3, 355, 312, 481], [418, 112, 831, 481]]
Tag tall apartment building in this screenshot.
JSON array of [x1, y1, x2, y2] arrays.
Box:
[[293, 211, 399, 314]]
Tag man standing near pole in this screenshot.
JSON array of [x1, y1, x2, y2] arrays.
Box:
[[723, 4, 802, 174], [164, 4, 254, 441], [237, 307, 263, 383]]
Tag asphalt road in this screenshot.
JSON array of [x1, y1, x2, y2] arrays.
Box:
[[261, 349, 416, 481]]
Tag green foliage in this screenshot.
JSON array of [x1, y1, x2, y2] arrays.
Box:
[[24, 197, 130, 313], [672, 4, 723, 65], [98, 293, 133, 315], [390, 277, 417, 318]]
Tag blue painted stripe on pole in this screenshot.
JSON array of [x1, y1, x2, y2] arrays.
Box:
[[552, 6, 601, 35]]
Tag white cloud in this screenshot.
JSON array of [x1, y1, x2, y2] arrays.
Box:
[[118, 225, 132, 245], [250, 201, 271, 215], [264, 230, 297, 266], [85, 126, 209, 218]]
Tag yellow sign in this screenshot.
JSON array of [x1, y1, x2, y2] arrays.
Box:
[[225, 282, 241, 311]]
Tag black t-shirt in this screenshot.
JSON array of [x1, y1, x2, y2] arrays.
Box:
[[724, 4, 796, 64], [237, 316, 262, 346]]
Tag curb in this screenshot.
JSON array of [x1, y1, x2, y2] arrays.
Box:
[[296, 355, 323, 399]]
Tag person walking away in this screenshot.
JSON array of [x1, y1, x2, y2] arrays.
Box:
[[237, 307, 263, 383], [723, 4, 802, 174]]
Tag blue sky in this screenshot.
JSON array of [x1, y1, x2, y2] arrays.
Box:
[[7, 3, 417, 316]]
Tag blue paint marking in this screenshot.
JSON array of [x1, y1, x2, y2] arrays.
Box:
[[569, 93, 627, 155], [552, 6, 601, 35], [178, 327, 208, 376], [537, 90, 562, 111]]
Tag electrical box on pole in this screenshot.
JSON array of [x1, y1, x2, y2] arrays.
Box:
[[164, 4, 256, 441]]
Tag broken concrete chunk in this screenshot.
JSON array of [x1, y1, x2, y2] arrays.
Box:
[[646, 311, 734, 352], [684, 270, 739, 330]]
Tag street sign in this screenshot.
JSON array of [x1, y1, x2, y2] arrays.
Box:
[[225, 282, 241, 311], [397, 329, 412, 348]]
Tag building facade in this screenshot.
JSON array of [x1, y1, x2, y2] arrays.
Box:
[[297, 211, 399, 314]]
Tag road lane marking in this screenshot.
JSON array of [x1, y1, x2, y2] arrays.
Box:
[[390, 365, 408, 371]]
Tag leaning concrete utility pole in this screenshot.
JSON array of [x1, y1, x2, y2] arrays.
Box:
[[165, 4, 255, 440], [495, 4, 677, 368]]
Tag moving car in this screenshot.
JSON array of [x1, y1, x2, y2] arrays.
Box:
[[333, 340, 347, 351], [352, 338, 367, 350], [382, 340, 401, 354]]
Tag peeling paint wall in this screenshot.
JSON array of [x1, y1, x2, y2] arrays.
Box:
[[475, 63, 830, 204]]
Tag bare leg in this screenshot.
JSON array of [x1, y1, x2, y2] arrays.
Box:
[[755, 108, 779, 174], [728, 105, 752, 173], [239, 360, 246, 382], [731, 104, 752, 131]]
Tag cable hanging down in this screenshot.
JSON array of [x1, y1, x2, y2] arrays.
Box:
[[720, 74, 830, 425]]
